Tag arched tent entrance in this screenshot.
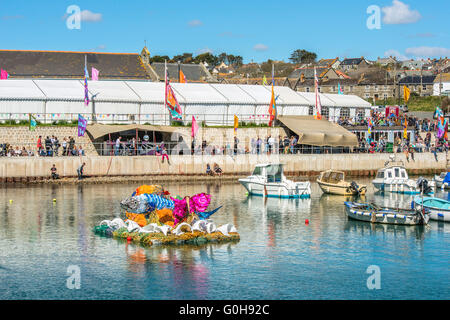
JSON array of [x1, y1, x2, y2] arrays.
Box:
[[86, 124, 189, 156]]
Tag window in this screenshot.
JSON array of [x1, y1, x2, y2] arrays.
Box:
[[383, 85, 388, 90], [395, 168, 400, 177], [332, 86, 336, 92], [384, 94, 388, 99], [340, 107, 350, 118], [322, 106, 329, 120], [252, 167, 262, 176], [356, 109, 365, 122], [401, 170, 406, 178], [374, 85, 378, 91], [365, 93, 370, 98], [306, 87, 310, 92], [422, 85, 427, 91], [377, 171, 385, 179], [365, 85, 371, 91], [308, 106, 314, 115], [318, 87, 321, 93], [350, 86, 353, 92], [388, 171, 392, 178]]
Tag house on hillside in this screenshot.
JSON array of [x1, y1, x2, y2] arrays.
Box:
[[288, 67, 340, 81], [340, 57, 371, 72], [401, 59, 426, 70], [317, 58, 340, 69], [376, 56, 397, 67], [433, 73, 450, 96], [398, 75, 436, 97]]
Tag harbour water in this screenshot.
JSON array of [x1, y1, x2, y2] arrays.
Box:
[[0, 179, 449, 300]]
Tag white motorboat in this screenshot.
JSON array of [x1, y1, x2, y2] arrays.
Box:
[[372, 155, 434, 195], [239, 163, 311, 199], [434, 172, 450, 189]]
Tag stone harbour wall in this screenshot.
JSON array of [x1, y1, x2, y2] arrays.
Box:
[[0, 126, 97, 155], [0, 152, 447, 183]]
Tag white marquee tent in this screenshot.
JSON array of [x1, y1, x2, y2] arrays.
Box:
[[0, 79, 371, 125]]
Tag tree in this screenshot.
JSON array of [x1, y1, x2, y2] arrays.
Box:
[[193, 52, 219, 67], [149, 55, 170, 63], [289, 49, 317, 64], [171, 53, 193, 64]]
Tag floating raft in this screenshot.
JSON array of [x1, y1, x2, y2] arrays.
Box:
[[93, 225, 240, 247]]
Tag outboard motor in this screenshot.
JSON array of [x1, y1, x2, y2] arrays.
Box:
[[417, 177, 432, 195], [350, 181, 360, 194]]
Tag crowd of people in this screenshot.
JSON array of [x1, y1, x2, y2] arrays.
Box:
[[37, 135, 85, 157], [1, 136, 86, 157]]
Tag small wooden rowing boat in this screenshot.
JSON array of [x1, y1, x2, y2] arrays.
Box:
[[413, 196, 450, 222], [317, 170, 366, 196], [344, 202, 429, 225]]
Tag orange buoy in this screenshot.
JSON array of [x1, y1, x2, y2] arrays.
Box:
[[305, 219, 309, 225]]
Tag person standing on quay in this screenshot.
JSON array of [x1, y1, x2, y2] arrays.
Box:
[[37, 136, 43, 155]]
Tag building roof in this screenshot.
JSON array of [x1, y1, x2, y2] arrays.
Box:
[[288, 67, 330, 79], [317, 58, 339, 67], [151, 62, 213, 82], [433, 73, 450, 83], [398, 75, 437, 85], [341, 58, 364, 66], [0, 49, 151, 80]]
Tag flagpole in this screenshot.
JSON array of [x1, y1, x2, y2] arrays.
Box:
[[164, 59, 168, 125]]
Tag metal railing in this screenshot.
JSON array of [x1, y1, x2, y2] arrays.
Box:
[[1, 140, 447, 158]]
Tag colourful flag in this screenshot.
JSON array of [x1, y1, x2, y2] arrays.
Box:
[[0, 69, 9, 80], [165, 83, 182, 120], [191, 116, 199, 138], [338, 83, 343, 95], [268, 85, 276, 127], [29, 114, 37, 131], [314, 68, 322, 120], [91, 67, 99, 81], [403, 117, 408, 139], [179, 69, 187, 83], [403, 85, 410, 103], [262, 75, 268, 86], [234, 115, 239, 134], [78, 114, 87, 137], [367, 117, 373, 135]]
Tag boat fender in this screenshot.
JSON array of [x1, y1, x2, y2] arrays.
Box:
[[411, 201, 415, 210]]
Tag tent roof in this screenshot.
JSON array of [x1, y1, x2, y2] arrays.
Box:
[[0, 79, 373, 109], [325, 94, 371, 108], [86, 123, 188, 140], [0, 79, 45, 99], [278, 115, 358, 147]]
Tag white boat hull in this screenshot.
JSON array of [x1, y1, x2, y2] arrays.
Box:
[[239, 179, 311, 199], [372, 179, 433, 195]]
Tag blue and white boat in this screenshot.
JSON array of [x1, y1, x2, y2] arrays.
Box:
[[239, 163, 311, 199], [372, 156, 434, 194], [345, 202, 430, 225], [413, 196, 450, 222], [434, 172, 450, 189]]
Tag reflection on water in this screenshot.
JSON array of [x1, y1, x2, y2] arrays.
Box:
[[0, 179, 449, 300]]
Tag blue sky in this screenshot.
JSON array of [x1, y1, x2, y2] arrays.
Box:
[[0, 0, 449, 63]]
